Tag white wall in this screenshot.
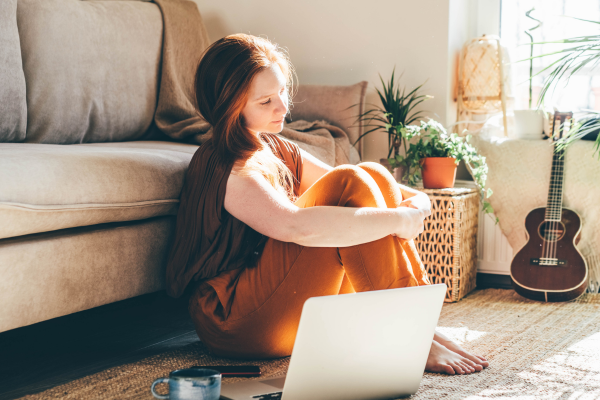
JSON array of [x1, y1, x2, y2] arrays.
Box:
[[195, 0, 499, 163]]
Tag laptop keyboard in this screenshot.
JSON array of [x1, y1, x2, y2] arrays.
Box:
[[252, 392, 283, 399]]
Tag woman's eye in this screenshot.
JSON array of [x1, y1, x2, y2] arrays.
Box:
[[261, 99, 271, 105]]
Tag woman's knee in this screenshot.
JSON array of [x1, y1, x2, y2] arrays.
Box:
[[357, 162, 402, 209], [357, 162, 396, 185], [326, 164, 387, 208]]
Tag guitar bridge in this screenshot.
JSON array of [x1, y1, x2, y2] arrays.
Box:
[[530, 258, 568, 266]]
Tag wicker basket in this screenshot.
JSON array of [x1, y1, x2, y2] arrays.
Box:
[[413, 187, 480, 302]]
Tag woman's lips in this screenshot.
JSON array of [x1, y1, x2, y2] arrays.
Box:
[[272, 118, 284, 124]]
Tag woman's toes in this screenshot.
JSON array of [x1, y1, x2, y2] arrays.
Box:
[[442, 363, 455, 375], [462, 362, 475, 373], [452, 362, 465, 374], [476, 356, 490, 367], [462, 357, 480, 372]]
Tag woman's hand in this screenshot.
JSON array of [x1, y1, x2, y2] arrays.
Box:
[[392, 207, 429, 240], [399, 193, 431, 217], [392, 193, 431, 240]]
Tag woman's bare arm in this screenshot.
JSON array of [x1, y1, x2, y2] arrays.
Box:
[[224, 172, 427, 247], [297, 148, 332, 195]]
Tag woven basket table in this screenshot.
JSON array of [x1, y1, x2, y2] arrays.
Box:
[[412, 187, 480, 302]]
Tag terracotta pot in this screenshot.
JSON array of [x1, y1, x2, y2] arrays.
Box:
[[420, 157, 457, 189], [380, 158, 408, 184]]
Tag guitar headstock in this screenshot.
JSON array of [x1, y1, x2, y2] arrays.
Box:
[[549, 111, 574, 142]]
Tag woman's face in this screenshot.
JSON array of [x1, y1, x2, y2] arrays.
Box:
[[241, 64, 288, 135]]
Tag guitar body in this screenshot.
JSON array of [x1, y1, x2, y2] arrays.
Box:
[[510, 207, 588, 302]]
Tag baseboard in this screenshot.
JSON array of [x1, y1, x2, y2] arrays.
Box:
[[476, 273, 513, 290]]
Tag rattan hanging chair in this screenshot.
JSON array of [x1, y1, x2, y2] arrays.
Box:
[[456, 34, 513, 136]]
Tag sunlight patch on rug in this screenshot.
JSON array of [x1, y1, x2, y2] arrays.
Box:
[[465, 332, 600, 399], [436, 326, 488, 345]]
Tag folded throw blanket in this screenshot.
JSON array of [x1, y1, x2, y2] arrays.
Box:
[[152, 0, 212, 141], [471, 135, 600, 293], [151, 0, 359, 166], [280, 120, 360, 166]]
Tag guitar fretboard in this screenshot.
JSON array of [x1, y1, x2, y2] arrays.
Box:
[[545, 145, 565, 221]]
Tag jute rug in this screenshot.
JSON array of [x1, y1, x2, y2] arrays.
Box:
[[18, 289, 600, 399]]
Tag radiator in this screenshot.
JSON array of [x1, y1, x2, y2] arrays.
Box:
[[476, 205, 512, 275], [452, 180, 512, 275]]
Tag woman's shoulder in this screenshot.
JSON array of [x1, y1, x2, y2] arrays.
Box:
[[262, 132, 301, 157]]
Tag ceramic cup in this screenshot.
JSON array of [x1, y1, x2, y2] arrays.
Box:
[[514, 110, 544, 139], [151, 368, 221, 400]]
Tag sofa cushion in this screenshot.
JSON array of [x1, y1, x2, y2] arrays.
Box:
[[0, 217, 174, 332], [0, 0, 27, 142], [0, 141, 198, 240], [17, 0, 163, 143], [288, 81, 368, 157]]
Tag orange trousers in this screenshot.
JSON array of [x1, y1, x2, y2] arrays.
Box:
[[188, 162, 430, 359]]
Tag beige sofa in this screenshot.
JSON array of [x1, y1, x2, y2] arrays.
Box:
[[0, 0, 366, 333]]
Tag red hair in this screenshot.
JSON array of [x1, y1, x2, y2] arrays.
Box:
[[194, 34, 298, 200]]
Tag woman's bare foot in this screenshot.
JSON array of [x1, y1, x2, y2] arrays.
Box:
[[426, 340, 479, 375], [433, 332, 489, 371]]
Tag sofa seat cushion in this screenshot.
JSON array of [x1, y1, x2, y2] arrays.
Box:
[[0, 141, 198, 240]]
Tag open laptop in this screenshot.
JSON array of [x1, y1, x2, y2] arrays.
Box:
[[220, 284, 446, 400]]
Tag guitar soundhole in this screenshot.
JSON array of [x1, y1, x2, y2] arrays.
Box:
[[537, 220, 566, 242]]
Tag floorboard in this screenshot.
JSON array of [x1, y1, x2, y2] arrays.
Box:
[[0, 291, 198, 400]]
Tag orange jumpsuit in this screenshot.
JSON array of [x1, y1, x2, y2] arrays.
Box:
[[188, 161, 430, 359]]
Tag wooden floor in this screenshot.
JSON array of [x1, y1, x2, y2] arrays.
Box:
[[0, 291, 198, 400], [0, 273, 512, 399]]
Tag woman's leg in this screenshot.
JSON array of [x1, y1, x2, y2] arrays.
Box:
[[355, 163, 486, 373], [189, 163, 428, 358], [352, 162, 430, 288]]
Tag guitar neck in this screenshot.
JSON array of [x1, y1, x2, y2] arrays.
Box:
[[545, 111, 572, 222], [545, 144, 565, 221]]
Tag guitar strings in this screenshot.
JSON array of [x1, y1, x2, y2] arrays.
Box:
[[548, 155, 562, 263], [547, 142, 565, 264], [554, 152, 565, 262], [543, 116, 567, 266]]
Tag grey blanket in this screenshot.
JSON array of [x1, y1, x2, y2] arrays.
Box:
[[151, 0, 358, 167]]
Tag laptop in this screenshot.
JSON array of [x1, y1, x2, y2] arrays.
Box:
[[220, 284, 446, 400]]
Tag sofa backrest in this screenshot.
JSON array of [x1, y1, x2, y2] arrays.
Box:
[[1, 0, 164, 144], [0, 0, 27, 142]]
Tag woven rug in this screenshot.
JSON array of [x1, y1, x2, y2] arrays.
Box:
[[18, 289, 600, 399]]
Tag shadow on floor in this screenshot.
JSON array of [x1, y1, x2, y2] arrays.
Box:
[[0, 291, 198, 400]]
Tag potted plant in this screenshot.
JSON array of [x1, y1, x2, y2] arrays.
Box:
[[514, 7, 545, 140], [390, 119, 498, 223], [352, 68, 432, 182]]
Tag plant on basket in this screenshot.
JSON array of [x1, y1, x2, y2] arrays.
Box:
[[352, 68, 432, 182], [390, 119, 499, 224]]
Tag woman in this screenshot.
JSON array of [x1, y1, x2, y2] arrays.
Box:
[[166, 33, 488, 375]]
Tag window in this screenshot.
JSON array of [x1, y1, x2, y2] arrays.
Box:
[[501, 0, 600, 111]]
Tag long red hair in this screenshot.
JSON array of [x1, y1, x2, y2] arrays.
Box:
[[194, 34, 298, 201]]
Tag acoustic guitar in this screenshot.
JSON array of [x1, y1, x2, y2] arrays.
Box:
[[510, 112, 588, 302]]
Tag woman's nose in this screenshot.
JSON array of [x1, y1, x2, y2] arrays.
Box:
[[274, 93, 288, 114]]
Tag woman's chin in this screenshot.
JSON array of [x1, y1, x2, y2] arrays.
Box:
[[264, 124, 284, 134]]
